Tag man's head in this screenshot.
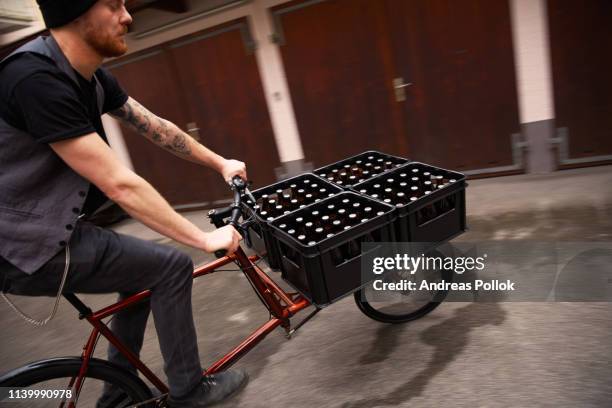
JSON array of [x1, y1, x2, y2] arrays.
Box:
[[37, 0, 132, 58]]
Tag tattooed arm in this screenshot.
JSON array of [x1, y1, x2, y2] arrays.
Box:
[[110, 97, 246, 182]]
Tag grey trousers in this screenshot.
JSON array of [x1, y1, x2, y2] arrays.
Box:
[[0, 222, 202, 397]]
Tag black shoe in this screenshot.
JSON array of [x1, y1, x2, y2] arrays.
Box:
[[167, 369, 249, 407], [96, 387, 133, 408]]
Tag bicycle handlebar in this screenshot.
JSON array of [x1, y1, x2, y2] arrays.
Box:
[[211, 176, 249, 258]]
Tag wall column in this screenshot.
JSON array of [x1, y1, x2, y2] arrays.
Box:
[[510, 0, 556, 173]]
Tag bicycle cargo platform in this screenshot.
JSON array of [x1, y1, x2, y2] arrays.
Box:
[[269, 192, 395, 306]]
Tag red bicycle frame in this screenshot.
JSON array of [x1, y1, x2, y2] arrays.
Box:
[[62, 246, 311, 405]]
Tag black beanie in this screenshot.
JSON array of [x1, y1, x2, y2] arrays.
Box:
[[36, 0, 99, 28]]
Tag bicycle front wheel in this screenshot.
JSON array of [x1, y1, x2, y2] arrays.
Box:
[[0, 357, 155, 407], [354, 249, 453, 324]]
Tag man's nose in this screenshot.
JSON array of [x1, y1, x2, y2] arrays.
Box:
[[121, 8, 133, 26]]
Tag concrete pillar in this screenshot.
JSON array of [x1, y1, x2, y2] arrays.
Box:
[[509, 0, 556, 173], [251, 0, 311, 178]]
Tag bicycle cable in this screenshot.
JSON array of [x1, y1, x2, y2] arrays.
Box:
[[1, 245, 71, 326]]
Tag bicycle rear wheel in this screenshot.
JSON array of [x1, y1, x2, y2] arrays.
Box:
[[0, 357, 156, 407], [354, 249, 453, 324]]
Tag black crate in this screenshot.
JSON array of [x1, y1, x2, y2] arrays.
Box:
[[269, 192, 395, 306], [314, 150, 410, 188], [241, 173, 343, 269], [352, 162, 466, 251]]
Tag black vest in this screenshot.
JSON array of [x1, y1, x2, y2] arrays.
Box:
[[0, 36, 105, 274]]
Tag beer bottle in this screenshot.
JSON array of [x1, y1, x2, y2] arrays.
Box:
[[332, 220, 342, 230], [432, 175, 444, 188], [319, 215, 330, 228], [396, 191, 406, 206], [347, 239, 361, 259], [331, 246, 344, 265]]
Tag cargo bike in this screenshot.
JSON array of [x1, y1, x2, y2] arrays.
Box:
[[0, 151, 466, 407]]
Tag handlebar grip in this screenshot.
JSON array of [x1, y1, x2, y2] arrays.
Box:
[[214, 249, 227, 258]]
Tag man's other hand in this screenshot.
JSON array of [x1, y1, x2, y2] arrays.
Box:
[[220, 159, 247, 184], [203, 225, 242, 255]]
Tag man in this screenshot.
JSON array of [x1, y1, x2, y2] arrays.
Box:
[[0, 0, 248, 406]]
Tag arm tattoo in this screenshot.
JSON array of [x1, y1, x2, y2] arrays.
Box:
[[111, 99, 150, 134], [111, 98, 192, 156]]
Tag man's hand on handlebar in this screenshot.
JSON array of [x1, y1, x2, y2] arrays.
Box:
[[220, 159, 247, 184], [203, 225, 243, 255]]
